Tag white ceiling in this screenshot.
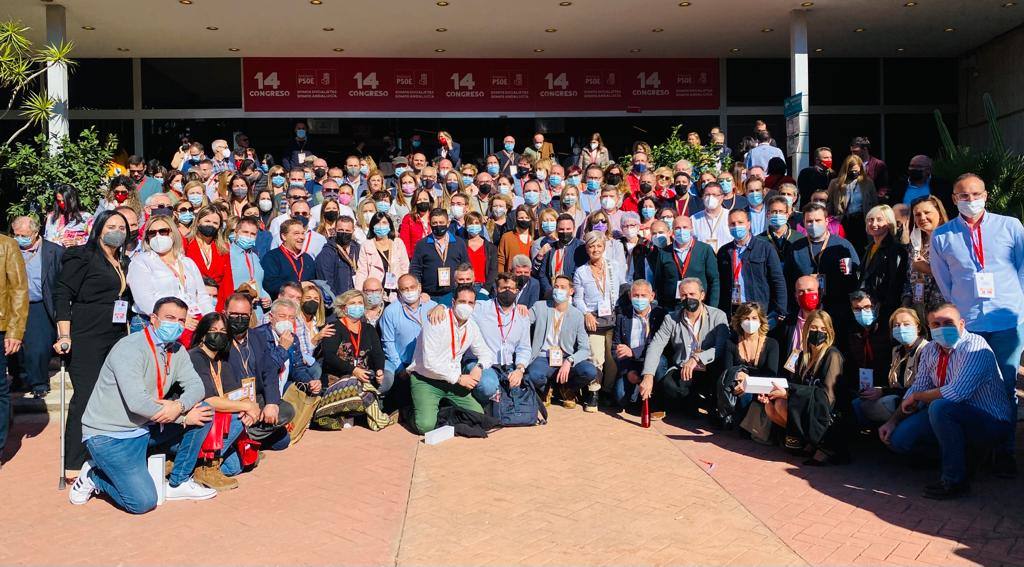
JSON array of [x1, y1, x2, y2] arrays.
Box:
[[4, 0, 1023, 59]]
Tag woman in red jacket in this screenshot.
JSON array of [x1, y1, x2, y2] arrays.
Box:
[[398, 187, 435, 257], [184, 204, 235, 311]]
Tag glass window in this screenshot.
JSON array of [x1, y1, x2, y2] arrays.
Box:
[[141, 58, 241, 109], [884, 113, 956, 173], [70, 58, 133, 110], [883, 59, 957, 105], [809, 59, 880, 106], [726, 59, 789, 106], [809, 114, 882, 163]]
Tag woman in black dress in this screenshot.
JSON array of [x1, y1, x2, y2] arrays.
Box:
[[53, 210, 133, 472], [718, 302, 780, 429]]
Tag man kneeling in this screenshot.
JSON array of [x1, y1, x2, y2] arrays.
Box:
[[70, 297, 217, 513], [879, 303, 1015, 500]]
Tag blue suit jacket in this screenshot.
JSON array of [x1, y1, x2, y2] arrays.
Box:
[[538, 239, 588, 300], [260, 247, 316, 298], [249, 323, 304, 404], [40, 240, 65, 321], [716, 236, 787, 322]]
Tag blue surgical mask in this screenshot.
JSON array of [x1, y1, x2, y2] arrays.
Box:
[[304, 172, 313, 181], [446, 181, 460, 192], [412, 139, 421, 148], [729, 225, 748, 240], [652, 234, 669, 248], [562, 195, 577, 207], [719, 180, 733, 194], [499, 184, 511, 195], [366, 292, 383, 306], [930, 325, 960, 349], [394, 167, 407, 177], [14, 236, 33, 249], [373, 225, 391, 238], [466, 224, 483, 237], [271, 175, 286, 187], [549, 175, 563, 187], [188, 194, 204, 207], [673, 228, 692, 245], [783, 195, 794, 208], [524, 192, 540, 206], [345, 304, 365, 319], [541, 220, 557, 234], [359, 165, 369, 176], [854, 308, 876, 327], [375, 201, 390, 213], [178, 211, 195, 225], [503, 142, 514, 152], [332, 177, 344, 185], [586, 179, 601, 192], [633, 163, 647, 174], [567, 176, 580, 187], [154, 321, 184, 343], [295, 129, 307, 139], [747, 191, 764, 207], [486, 164, 500, 176], [631, 297, 650, 312], [236, 236, 256, 250], [805, 222, 826, 239], [769, 213, 788, 229], [892, 325, 918, 346], [462, 175, 474, 186], [552, 288, 569, 303], [641, 207, 656, 220]]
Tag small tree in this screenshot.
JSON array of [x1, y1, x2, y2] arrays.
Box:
[[0, 20, 76, 151], [4, 128, 118, 220], [619, 124, 733, 174]]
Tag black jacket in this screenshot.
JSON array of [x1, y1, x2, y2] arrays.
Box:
[[409, 232, 470, 297], [611, 304, 668, 364], [538, 238, 588, 300], [648, 241, 720, 310], [39, 239, 65, 321], [858, 233, 908, 324], [315, 240, 361, 297]]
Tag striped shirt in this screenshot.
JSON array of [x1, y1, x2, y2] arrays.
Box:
[[905, 331, 1013, 422]]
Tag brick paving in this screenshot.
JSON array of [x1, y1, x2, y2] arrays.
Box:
[[1, 403, 1022, 566]]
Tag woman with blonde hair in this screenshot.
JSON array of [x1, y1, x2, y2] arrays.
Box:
[[572, 230, 626, 407], [213, 170, 234, 203], [827, 154, 878, 253], [185, 204, 235, 311], [859, 204, 908, 325], [315, 198, 342, 240], [583, 209, 627, 277], [183, 180, 209, 209], [487, 193, 514, 243], [353, 197, 377, 243], [366, 168, 386, 198], [903, 195, 949, 319], [763, 309, 847, 465]]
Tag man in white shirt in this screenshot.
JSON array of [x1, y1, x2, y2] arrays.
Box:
[[406, 284, 493, 433], [691, 182, 733, 252]]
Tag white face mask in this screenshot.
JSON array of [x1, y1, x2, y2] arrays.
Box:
[[625, 227, 639, 240], [401, 290, 420, 304], [741, 319, 760, 335], [149, 235, 173, 254], [590, 142, 598, 150], [258, 199, 273, 212], [957, 199, 985, 219], [454, 302, 474, 321], [601, 197, 616, 211], [703, 196, 721, 210], [222, 148, 231, 159], [274, 320, 292, 336], [363, 211, 374, 225], [451, 204, 465, 219]]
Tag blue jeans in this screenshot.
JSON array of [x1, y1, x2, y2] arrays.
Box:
[[888, 398, 1014, 484], [977, 322, 1023, 450], [524, 357, 598, 390], [464, 361, 501, 404], [0, 333, 9, 456]]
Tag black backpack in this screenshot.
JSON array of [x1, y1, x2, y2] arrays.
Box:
[[489, 379, 548, 426]]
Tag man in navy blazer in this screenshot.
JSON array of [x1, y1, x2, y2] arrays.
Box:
[[262, 218, 316, 298], [409, 208, 469, 305], [511, 254, 541, 307], [11, 216, 64, 397], [716, 209, 787, 327], [538, 214, 588, 300], [611, 280, 668, 410]]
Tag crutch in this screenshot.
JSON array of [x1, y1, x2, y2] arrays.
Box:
[[57, 344, 69, 490]]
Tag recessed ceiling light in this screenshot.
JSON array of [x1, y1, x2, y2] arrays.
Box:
[[533, 48, 545, 52], [904, 1, 917, 6], [944, 27, 955, 32], [206, 26, 219, 30], [801, 1, 814, 6], [559, 1, 572, 5], [333, 48, 345, 52], [179, 0, 192, 4], [545, 28, 557, 33], [116, 47, 130, 51], [814, 47, 823, 52], [678, 1, 691, 5], [435, 28, 447, 32], [322, 27, 334, 31], [730, 48, 741, 53], [310, 0, 322, 4], [896, 47, 905, 52], [652, 28, 664, 32], [40, 0, 53, 3], [1003, 2, 1017, 6], [81, 26, 95, 30], [853, 27, 865, 32], [228, 47, 240, 52], [436, 1, 448, 5], [629, 48, 641, 53], [761, 27, 773, 32], [434, 48, 446, 52]]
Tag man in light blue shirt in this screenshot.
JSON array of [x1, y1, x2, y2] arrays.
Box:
[[380, 274, 437, 388], [745, 130, 785, 171], [229, 217, 271, 318], [469, 273, 532, 403], [929, 173, 1023, 474]]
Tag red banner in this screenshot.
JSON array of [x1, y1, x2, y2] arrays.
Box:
[[242, 57, 718, 113]]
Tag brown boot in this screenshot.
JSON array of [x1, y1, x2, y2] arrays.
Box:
[[194, 459, 239, 491], [559, 385, 577, 409]]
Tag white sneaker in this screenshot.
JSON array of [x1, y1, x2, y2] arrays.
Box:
[[165, 477, 217, 501], [69, 461, 97, 505]]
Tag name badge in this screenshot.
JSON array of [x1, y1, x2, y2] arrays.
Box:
[[598, 299, 612, 317], [437, 267, 451, 287], [975, 272, 995, 299], [297, 152, 306, 164], [816, 274, 827, 296], [731, 286, 742, 305], [384, 272, 398, 289], [509, 165, 518, 177], [548, 348, 563, 367], [783, 349, 800, 373], [675, 281, 683, 299], [240, 377, 256, 402], [112, 299, 129, 324], [913, 282, 925, 303], [858, 368, 874, 391]]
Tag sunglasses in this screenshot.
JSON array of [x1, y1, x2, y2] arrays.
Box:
[[288, 195, 309, 201], [146, 228, 172, 238], [177, 207, 194, 213], [292, 212, 310, 218], [656, 175, 671, 180]]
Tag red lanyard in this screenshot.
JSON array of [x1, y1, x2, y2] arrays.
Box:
[[244, 251, 254, 280], [968, 216, 985, 270], [448, 310, 468, 360], [496, 303, 516, 343], [301, 232, 312, 255], [345, 320, 362, 356], [936, 348, 951, 387], [731, 248, 743, 283], [281, 246, 305, 280], [553, 248, 565, 275], [672, 245, 693, 278], [144, 327, 172, 400]]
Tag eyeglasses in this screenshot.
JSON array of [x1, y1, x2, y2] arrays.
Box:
[[656, 175, 671, 180], [176, 207, 194, 213], [146, 228, 172, 238], [292, 212, 310, 218]]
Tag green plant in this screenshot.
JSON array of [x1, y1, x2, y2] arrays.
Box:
[[0, 20, 76, 150], [620, 124, 733, 174], [4, 128, 118, 220], [933, 93, 1024, 218]]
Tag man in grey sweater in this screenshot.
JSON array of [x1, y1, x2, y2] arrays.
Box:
[[69, 297, 217, 513]]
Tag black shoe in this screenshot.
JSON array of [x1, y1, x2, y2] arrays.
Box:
[[923, 480, 969, 500], [31, 388, 50, 399], [583, 389, 599, 413], [992, 452, 1018, 479]]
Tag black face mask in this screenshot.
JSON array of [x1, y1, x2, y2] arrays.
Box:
[[301, 300, 320, 316], [908, 169, 926, 183], [514, 275, 530, 289], [295, 216, 310, 228], [477, 183, 492, 195], [415, 201, 431, 213], [639, 182, 653, 193], [323, 210, 340, 222], [606, 174, 622, 186], [847, 171, 859, 182], [126, 230, 139, 248], [228, 314, 250, 336], [808, 330, 828, 346], [335, 232, 353, 246], [197, 224, 218, 238], [313, 168, 327, 179], [516, 219, 532, 230], [557, 232, 573, 245], [516, 169, 531, 179], [683, 297, 701, 313], [497, 289, 517, 308], [202, 331, 229, 352], [431, 225, 448, 238], [675, 183, 690, 195]]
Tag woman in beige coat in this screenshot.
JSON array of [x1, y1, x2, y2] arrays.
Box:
[[827, 154, 877, 254]]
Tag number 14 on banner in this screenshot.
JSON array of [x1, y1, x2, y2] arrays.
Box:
[[450, 73, 476, 90]]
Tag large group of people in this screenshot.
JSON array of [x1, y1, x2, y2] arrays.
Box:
[[0, 122, 1019, 514]]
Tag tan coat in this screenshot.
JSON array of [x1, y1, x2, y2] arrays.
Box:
[[0, 234, 29, 341], [827, 177, 878, 217]]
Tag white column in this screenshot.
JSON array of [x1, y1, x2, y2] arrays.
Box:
[[789, 9, 810, 173], [45, 4, 69, 155]]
